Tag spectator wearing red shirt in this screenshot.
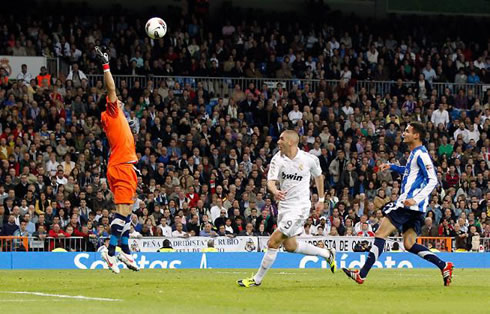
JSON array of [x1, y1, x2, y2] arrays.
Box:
[[186, 186, 200, 208], [48, 223, 70, 251], [438, 218, 456, 237], [445, 165, 459, 188]]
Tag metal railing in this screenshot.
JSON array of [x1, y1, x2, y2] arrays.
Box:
[[47, 57, 71, 79], [85, 74, 488, 99], [480, 237, 490, 252], [39, 236, 91, 252], [417, 236, 453, 252], [0, 236, 89, 252], [0, 236, 29, 251]]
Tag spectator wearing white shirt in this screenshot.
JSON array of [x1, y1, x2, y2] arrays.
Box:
[[158, 217, 173, 237], [467, 124, 480, 143], [45, 152, 59, 177], [61, 154, 75, 176], [288, 104, 303, 125], [367, 45, 379, 65], [222, 21, 235, 36], [309, 142, 322, 157], [481, 108, 490, 125], [453, 122, 470, 143], [129, 225, 143, 238], [473, 56, 486, 70], [55, 170, 67, 185], [68, 44, 82, 63], [329, 37, 340, 50], [431, 104, 450, 127], [354, 215, 373, 234], [454, 68, 467, 84], [66, 63, 87, 88], [422, 63, 436, 84], [16, 64, 33, 85], [210, 198, 227, 223], [341, 101, 354, 117], [171, 222, 189, 238], [54, 38, 70, 57], [340, 32, 352, 48], [300, 223, 314, 237], [340, 65, 352, 83]]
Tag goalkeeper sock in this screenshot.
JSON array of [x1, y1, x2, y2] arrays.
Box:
[[120, 215, 131, 254], [359, 237, 385, 278], [294, 242, 331, 259], [408, 243, 446, 270], [254, 248, 278, 284], [108, 213, 126, 256]]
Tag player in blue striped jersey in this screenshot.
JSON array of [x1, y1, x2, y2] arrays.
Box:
[[343, 122, 454, 286]]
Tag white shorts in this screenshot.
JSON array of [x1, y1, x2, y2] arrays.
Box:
[[277, 209, 309, 238]]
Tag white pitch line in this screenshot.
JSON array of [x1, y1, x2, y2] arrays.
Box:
[[0, 299, 72, 302], [0, 291, 121, 302], [0, 300, 43, 302]]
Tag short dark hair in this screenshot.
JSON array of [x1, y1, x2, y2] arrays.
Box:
[[409, 121, 426, 141]]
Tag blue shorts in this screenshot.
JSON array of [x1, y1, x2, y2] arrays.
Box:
[[384, 205, 425, 235]]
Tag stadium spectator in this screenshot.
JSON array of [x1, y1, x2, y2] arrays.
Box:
[[16, 64, 33, 86], [466, 225, 481, 251], [421, 217, 438, 237], [200, 222, 218, 237], [0, 3, 488, 255]]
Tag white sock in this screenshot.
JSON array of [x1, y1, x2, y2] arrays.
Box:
[[254, 248, 278, 284], [294, 242, 331, 259]]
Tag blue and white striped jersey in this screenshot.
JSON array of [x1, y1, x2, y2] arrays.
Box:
[[389, 145, 438, 213]]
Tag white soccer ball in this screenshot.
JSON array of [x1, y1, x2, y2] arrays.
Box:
[[145, 17, 167, 39]]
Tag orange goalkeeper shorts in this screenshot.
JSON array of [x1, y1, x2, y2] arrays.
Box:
[[107, 163, 138, 204]]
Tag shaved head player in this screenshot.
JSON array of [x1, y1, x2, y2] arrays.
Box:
[[95, 46, 139, 273], [237, 130, 336, 288]]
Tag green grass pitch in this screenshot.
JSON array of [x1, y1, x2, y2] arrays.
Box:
[[0, 269, 489, 313]]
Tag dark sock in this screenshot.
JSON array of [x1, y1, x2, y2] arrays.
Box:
[[359, 237, 385, 278], [408, 243, 446, 270], [108, 213, 126, 256], [120, 215, 131, 254]]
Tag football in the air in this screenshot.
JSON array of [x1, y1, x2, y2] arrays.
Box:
[[145, 17, 167, 39]]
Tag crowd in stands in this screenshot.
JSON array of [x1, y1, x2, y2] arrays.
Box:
[[0, 3, 490, 252], [1, 3, 490, 83]]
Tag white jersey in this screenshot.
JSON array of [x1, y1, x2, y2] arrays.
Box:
[[268, 149, 322, 215]]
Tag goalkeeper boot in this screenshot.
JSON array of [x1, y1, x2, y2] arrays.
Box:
[[118, 251, 140, 271], [102, 251, 120, 274]]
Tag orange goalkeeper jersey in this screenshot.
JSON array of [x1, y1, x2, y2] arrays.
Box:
[[101, 97, 137, 167]]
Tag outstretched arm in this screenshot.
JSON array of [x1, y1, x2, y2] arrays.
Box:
[[104, 69, 117, 103], [380, 163, 405, 174], [95, 46, 118, 114], [389, 164, 406, 174]]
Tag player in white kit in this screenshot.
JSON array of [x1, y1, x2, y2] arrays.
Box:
[[237, 130, 336, 287]]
